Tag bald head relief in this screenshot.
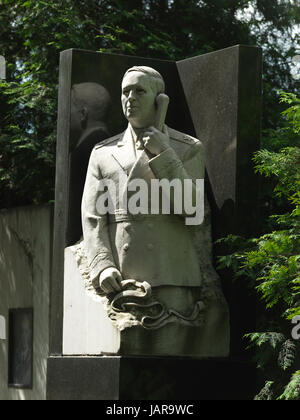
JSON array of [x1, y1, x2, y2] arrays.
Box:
[[71, 83, 111, 122], [70, 82, 111, 146]]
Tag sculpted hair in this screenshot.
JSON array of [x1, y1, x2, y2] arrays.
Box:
[[122, 66, 165, 95]]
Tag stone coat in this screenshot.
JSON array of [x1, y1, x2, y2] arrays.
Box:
[[82, 125, 205, 288]]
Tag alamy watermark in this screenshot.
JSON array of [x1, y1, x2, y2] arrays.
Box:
[[291, 316, 300, 340], [95, 176, 204, 226], [0, 55, 6, 80]]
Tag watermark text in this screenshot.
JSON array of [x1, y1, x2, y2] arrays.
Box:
[[291, 316, 300, 340], [95, 176, 204, 226]]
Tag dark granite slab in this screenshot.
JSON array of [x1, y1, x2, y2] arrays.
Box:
[[47, 356, 256, 400]]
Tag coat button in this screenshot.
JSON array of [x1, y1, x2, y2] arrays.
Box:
[[147, 243, 154, 250], [147, 223, 153, 229], [123, 243, 130, 251]]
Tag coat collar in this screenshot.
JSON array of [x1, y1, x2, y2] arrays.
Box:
[[116, 124, 143, 148]]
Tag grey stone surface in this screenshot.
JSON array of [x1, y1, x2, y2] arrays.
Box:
[[177, 45, 262, 355], [0, 205, 52, 400], [47, 356, 120, 400], [63, 248, 229, 357], [177, 45, 262, 238], [63, 247, 120, 355], [8, 309, 33, 389], [46, 356, 256, 400], [63, 242, 229, 357], [0, 316, 5, 340]]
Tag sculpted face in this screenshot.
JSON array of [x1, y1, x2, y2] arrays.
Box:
[[121, 71, 157, 128]]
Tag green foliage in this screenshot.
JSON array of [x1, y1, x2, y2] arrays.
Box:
[[217, 92, 300, 400], [245, 1, 300, 130], [280, 93, 300, 135], [278, 371, 300, 400], [254, 147, 300, 199], [0, 0, 253, 207], [245, 332, 286, 350], [0, 75, 57, 206], [278, 339, 298, 371], [0, 0, 299, 207], [254, 380, 275, 400]]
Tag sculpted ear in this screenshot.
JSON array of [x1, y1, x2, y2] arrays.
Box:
[[80, 107, 88, 126]]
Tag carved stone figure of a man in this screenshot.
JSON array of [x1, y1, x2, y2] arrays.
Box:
[[70, 82, 111, 152], [81, 66, 229, 356]]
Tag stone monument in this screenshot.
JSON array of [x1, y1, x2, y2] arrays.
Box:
[[47, 46, 262, 400], [72, 65, 230, 357]]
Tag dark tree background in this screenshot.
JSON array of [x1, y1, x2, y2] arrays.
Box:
[[0, 0, 299, 207]]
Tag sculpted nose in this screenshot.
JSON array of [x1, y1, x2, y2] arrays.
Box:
[[128, 90, 135, 101]]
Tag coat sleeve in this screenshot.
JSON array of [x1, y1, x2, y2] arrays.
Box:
[[148, 140, 204, 223], [81, 148, 116, 283]]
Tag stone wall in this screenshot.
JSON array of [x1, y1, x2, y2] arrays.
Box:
[[0, 205, 52, 400]]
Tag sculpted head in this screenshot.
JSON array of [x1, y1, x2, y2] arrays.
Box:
[[121, 66, 165, 129], [71, 82, 111, 142]]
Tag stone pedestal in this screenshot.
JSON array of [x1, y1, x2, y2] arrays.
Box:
[[46, 356, 256, 400]]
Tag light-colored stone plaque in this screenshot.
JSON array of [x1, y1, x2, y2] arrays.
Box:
[[0, 316, 6, 340]]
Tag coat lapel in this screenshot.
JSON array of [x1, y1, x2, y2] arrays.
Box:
[[111, 126, 155, 184], [126, 149, 155, 185], [110, 128, 135, 175]]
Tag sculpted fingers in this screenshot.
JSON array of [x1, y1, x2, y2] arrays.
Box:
[[112, 269, 122, 291], [142, 128, 158, 154], [100, 277, 115, 294], [108, 277, 122, 292], [142, 129, 153, 143], [143, 135, 151, 148], [100, 276, 121, 294], [142, 126, 170, 155], [143, 126, 158, 139], [99, 267, 123, 294], [143, 126, 156, 135]]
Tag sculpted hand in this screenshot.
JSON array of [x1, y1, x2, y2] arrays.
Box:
[[99, 267, 123, 294], [142, 125, 170, 156]]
